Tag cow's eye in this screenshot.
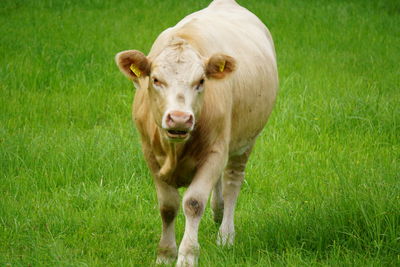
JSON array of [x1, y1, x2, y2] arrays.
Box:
[[153, 78, 162, 87], [195, 79, 205, 91]]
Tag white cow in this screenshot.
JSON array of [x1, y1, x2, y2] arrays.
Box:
[[115, 0, 278, 265]]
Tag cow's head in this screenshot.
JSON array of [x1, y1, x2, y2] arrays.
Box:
[[116, 41, 236, 142]]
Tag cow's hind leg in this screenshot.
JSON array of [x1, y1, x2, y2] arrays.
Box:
[[217, 144, 254, 246], [155, 180, 180, 264], [211, 176, 224, 224]]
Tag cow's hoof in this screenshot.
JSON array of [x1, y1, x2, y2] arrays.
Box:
[[156, 255, 175, 265], [176, 253, 198, 267], [216, 230, 234, 247], [156, 246, 177, 265]]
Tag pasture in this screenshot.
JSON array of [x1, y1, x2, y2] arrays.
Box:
[[1, 0, 399, 265]]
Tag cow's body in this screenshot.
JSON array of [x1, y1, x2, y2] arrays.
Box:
[[116, 0, 278, 266]]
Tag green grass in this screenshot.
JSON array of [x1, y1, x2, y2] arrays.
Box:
[[1, 0, 399, 265]]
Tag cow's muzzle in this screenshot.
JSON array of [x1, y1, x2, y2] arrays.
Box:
[[164, 110, 194, 141]]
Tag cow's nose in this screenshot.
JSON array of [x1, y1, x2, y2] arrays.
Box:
[[166, 111, 194, 130]]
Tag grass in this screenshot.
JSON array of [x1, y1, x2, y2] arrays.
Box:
[[1, 0, 399, 265]]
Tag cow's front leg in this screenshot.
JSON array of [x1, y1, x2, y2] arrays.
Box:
[[176, 150, 227, 267], [155, 180, 180, 264]]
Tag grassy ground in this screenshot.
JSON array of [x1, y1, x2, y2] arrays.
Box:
[[1, 0, 399, 266]]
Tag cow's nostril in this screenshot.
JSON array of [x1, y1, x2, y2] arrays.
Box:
[[187, 115, 193, 125], [167, 113, 173, 122], [166, 113, 174, 128]]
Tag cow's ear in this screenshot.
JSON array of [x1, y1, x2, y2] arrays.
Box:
[[115, 50, 151, 87], [205, 54, 236, 79]]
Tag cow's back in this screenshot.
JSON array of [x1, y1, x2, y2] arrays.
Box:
[[148, 0, 278, 155]]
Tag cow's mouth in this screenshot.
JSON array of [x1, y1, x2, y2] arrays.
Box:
[[166, 129, 190, 140]]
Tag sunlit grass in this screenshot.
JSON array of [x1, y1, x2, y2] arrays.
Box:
[[1, 0, 399, 265]]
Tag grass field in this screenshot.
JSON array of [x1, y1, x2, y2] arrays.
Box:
[[1, 0, 399, 266]]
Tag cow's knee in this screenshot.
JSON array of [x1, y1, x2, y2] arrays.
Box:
[[184, 197, 204, 217]]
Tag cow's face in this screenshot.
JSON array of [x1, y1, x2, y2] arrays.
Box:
[[116, 44, 236, 142]]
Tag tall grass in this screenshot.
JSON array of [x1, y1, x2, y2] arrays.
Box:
[[1, 0, 399, 265]]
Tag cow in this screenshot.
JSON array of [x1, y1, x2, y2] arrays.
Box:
[[115, 0, 278, 265]]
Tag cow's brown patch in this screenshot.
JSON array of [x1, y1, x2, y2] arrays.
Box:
[[184, 197, 204, 217], [160, 205, 177, 225]]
